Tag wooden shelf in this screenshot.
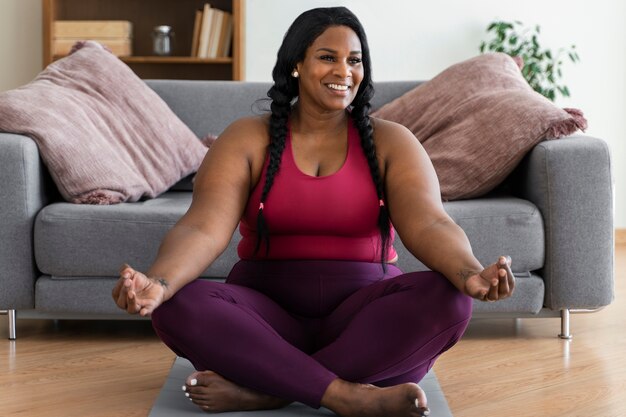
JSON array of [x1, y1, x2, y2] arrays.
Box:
[[52, 55, 233, 64], [121, 56, 233, 64], [42, 0, 245, 80]]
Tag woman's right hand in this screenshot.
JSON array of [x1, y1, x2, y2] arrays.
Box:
[[112, 263, 166, 317]]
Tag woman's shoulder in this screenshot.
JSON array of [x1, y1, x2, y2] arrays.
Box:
[[211, 115, 270, 155], [220, 115, 270, 142], [196, 115, 270, 190], [201, 115, 268, 173], [370, 116, 420, 149]]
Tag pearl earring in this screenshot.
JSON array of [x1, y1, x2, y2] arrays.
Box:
[[291, 70, 299, 78]]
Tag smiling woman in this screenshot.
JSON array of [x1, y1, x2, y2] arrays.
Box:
[[293, 26, 364, 112], [112, 6, 515, 417]]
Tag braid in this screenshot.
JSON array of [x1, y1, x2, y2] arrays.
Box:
[[254, 85, 292, 256], [351, 99, 391, 269]]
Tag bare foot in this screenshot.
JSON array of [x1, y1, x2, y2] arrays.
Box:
[[321, 378, 429, 417], [182, 370, 291, 413]]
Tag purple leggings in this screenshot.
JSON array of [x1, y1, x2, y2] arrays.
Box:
[[151, 260, 472, 408]]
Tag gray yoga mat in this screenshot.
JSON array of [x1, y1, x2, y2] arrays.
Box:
[[149, 357, 453, 416]]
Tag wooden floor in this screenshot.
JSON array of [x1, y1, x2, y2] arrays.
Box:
[[1, 246, 624, 417]]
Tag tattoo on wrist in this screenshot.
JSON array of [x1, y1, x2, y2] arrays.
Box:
[[151, 277, 169, 288], [457, 269, 480, 282]]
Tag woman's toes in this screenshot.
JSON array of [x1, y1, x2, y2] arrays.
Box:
[[186, 371, 217, 389], [183, 371, 218, 402], [186, 371, 204, 386]]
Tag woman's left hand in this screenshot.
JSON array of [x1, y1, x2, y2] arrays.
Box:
[[464, 256, 515, 302]]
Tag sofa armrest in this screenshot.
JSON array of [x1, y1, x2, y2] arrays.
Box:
[[0, 133, 55, 309], [516, 134, 614, 310]]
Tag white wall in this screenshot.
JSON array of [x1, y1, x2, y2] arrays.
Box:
[[246, 0, 626, 228], [0, 0, 42, 91], [0, 0, 624, 227]]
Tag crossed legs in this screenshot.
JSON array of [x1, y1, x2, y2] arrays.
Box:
[[151, 262, 472, 415]]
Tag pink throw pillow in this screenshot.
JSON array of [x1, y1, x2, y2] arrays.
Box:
[[372, 53, 587, 200], [0, 41, 208, 204]]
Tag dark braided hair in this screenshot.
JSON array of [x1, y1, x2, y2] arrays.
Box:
[[256, 7, 391, 266]]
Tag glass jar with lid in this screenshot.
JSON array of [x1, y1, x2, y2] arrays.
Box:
[[152, 25, 175, 56]]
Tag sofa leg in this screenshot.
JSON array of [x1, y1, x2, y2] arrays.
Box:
[[8, 309, 16, 340], [558, 308, 573, 339]]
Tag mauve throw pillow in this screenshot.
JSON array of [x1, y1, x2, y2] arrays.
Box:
[[371, 53, 587, 200], [0, 41, 208, 204]]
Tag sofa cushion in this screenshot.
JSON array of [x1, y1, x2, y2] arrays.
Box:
[[35, 275, 227, 315], [36, 276, 138, 315], [146, 80, 271, 138], [371, 53, 587, 200], [471, 272, 545, 314], [34, 191, 241, 279], [144, 80, 427, 140], [36, 193, 543, 279], [395, 196, 544, 274], [0, 41, 207, 204], [33, 272, 544, 316]]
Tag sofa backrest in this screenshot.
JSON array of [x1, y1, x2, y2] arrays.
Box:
[[146, 80, 422, 139]]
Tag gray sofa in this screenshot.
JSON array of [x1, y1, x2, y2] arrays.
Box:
[[0, 80, 614, 340]]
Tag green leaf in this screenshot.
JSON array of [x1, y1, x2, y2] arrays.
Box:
[[480, 19, 578, 99]]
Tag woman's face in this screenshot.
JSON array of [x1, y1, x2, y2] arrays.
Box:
[[295, 25, 364, 112]]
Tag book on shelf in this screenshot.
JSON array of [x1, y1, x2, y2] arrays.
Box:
[[197, 3, 212, 58], [207, 8, 223, 58], [193, 3, 234, 59], [190, 9, 203, 57], [217, 12, 233, 58]]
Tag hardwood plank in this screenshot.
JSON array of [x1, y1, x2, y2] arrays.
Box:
[[0, 320, 173, 417], [1, 245, 624, 416]]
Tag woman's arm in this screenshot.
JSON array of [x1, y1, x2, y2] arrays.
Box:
[[375, 119, 513, 300], [113, 117, 269, 314]]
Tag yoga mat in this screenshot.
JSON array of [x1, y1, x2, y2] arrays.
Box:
[[149, 357, 453, 417]]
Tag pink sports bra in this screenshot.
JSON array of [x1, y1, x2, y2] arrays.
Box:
[[238, 118, 397, 262]]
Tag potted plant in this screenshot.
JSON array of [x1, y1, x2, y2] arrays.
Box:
[[479, 20, 579, 101]]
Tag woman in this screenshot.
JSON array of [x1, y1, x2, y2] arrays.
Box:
[[113, 7, 514, 417]]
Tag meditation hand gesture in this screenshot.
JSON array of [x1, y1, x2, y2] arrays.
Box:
[[463, 256, 515, 302], [112, 264, 166, 316]]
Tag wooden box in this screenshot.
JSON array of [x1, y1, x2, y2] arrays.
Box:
[[53, 20, 132, 57]]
